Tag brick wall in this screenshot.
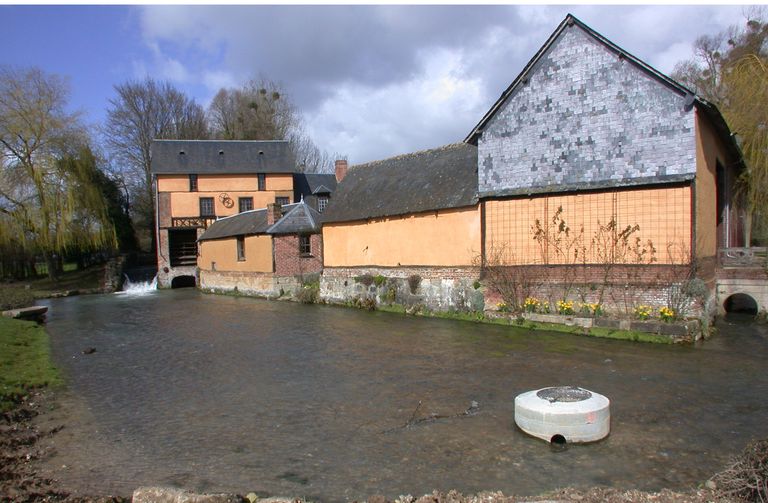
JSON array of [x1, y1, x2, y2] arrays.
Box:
[[274, 234, 323, 277], [478, 24, 696, 196]]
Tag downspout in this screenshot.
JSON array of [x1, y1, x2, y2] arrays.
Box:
[[154, 174, 167, 271]]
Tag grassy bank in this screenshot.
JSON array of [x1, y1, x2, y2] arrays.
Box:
[[375, 303, 673, 344], [0, 264, 104, 310], [0, 317, 61, 411]]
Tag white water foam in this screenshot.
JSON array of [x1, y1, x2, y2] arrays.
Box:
[[120, 274, 158, 295]]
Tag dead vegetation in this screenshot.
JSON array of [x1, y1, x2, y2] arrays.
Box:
[[710, 439, 768, 502]]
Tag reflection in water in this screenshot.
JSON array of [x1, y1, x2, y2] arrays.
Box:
[[38, 290, 768, 501]]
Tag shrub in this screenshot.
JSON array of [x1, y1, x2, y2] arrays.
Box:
[[0, 288, 35, 311], [634, 305, 652, 320], [472, 280, 481, 290], [580, 302, 603, 317], [556, 300, 574, 315], [373, 274, 386, 287], [355, 274, 374, 287], [354, 296, 377, 311], [407, 274, 421, 294], [384, 287, 397, 303], [523, 297, 540, 313], [659, 306, 676, 322], [296, 282, 319, 304]]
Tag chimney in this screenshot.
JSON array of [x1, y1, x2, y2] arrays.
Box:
[[266, 203, 281, 225], [335, 159, 348, 182]]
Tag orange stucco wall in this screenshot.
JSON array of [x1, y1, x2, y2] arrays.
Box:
[[485, 186, 692, 265], [323, 206, 481, 267], [695, 109, 737, 255], [156, 173, 293, 219], [198, 235, 273, 272], [169, 191, 293, 218]]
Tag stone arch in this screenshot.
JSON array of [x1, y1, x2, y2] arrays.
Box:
[[723, 293, 758, 315], [171, 275, 197, 289]]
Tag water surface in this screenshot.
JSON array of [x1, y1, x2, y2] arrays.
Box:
[[38, 290, 768, 501]]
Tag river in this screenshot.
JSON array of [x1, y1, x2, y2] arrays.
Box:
[[37, 289, 768, 501]]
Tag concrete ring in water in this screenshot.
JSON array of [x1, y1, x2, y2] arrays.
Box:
[[514, 386, 610, 444]]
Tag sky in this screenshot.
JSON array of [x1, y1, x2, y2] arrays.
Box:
[[0, 4, 758, 165]]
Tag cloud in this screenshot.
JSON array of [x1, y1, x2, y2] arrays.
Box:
[[135, 5, 749, 162]]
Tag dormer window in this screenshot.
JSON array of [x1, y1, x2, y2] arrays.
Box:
[[189, 174, 198, 192], [318, 195, 329, 213]]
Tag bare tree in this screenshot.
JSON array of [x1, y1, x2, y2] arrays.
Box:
[[104, 78, 208, 252], [208, 78, 296, 141], [208, 78, 338, 173]]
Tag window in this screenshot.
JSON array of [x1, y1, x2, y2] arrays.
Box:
[[317, 195, 329, 213], [258, 173, 266, 191], [239, 197, 253, 213], [299, 235, 311, 256], [189, 174, 198, 192], [199, 197, 215, 217], [236, 236, 245, 261], [275, 196, 290, 206]]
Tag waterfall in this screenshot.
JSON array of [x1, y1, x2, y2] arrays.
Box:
[[121, 274, 158, 295]]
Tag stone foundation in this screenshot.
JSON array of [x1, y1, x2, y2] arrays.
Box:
[[199, 269, 300, 298], [158, 265, 198, 289], [320, 266, 483, 312]]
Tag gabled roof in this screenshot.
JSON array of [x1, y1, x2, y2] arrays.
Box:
[[293, 173, 337, 199], [266, 202, 322, 235], [463, 14, 743, 167], [321, 143, 478, 224], [197, 208, 271, 241], [151, 140, 295, 175], [197, 202, 322, 242]]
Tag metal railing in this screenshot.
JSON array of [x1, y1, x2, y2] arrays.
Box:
[[718, 247, 768, 268]]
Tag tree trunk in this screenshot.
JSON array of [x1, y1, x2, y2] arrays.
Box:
[[44, 252, 58, 281]]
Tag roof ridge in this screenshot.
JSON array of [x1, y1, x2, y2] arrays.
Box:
[[153, 139, 290, 143], [350, 142, 471, 171]]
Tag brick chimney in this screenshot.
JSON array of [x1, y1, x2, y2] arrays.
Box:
[[335, 159, 348, 182], [266, 203, 281, 225]]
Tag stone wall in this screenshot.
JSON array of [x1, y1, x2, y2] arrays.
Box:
[[481, 264, 712, 318], [478, 23, 696, 197], [199, 269, 299, 298], [320, 266, 483, 312]]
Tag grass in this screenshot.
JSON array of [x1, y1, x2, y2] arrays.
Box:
[[376, 302, 674, 343], [0, 317, 61, 411], [0, 264, 104, 302]]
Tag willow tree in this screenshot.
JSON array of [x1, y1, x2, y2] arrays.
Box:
[[0, 66, 116, 279], [719, 54, 768, 245], [673, 12, 768, 245]]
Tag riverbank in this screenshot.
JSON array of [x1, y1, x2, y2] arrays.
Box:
[[0, 264, 109, 313], [0, 318, 61, 412]]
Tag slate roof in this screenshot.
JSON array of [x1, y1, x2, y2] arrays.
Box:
[[266, 203, 323, 235], [151, 140, 295, 175], [293, 173, 337, 201], [463, 14, 743, 168], [321, 143, 478, 224], [197, 208, 271, 242], [197, 202, 322, 241]]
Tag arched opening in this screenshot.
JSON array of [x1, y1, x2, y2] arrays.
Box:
[[171, 275, 196, 289], [549, 434, 567, 452], [723, 293, 758, 315]]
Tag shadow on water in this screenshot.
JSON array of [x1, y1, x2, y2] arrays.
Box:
[[37, 290, 768, 502]]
